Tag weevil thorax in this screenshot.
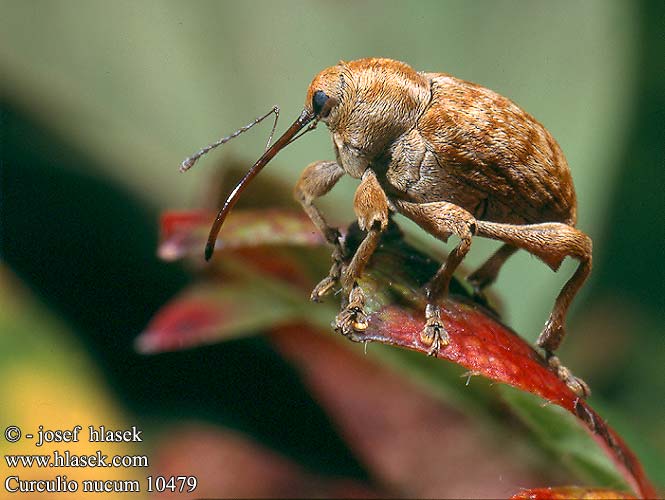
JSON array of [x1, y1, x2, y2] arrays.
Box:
[[305, 58, 431, 167]]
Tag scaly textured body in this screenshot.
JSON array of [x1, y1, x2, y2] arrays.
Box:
[[188, 57, 593, 396], [298, 58, 592, 396]]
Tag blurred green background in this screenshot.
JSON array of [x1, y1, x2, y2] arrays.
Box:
[[1, 0, 663, 496]]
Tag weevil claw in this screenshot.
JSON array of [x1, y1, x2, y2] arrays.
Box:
[[335, 306, 368, 337], [547, 354, 591, 398], [419, 304, 450, 356], [335, 286, 368, 337], [310, 276, 337, 302]]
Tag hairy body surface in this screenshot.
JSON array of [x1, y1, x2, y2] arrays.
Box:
[[298, 58, 591, 396], [187, 57, 593, 396]]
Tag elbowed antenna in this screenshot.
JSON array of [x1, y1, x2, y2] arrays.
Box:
[[204, 109, 315, 261], [180, 106, 281, 173]]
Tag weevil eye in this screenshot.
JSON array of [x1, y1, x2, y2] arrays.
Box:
[[312, 90, 330, 117]]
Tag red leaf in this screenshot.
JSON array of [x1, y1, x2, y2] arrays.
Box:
[[230, 247, 321, 291], [148, 212, 657, 498], [342, 224, 658, 499], [135, 280, 301, 353], [510, 486, 637, 499], [135, 292, 231, 353], [158, 209, 325, 261], [150, 423, 377, 498], [357, 302, 656, 498], [271, 325, 553, 498], [366, 301, 570, 403]]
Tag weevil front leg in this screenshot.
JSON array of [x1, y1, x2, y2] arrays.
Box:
[[335, 169, 390, 337], [394, 200, 476, 355], [294, 160, 346, 300]]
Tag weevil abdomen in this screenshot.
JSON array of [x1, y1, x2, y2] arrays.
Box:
[[385, 73, 577, 226]]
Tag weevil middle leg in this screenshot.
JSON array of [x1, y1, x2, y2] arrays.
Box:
[[393, 200, 477, 354], [474, 218, 592, 396]]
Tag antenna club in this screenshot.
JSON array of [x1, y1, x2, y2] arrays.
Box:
[[179, 158, 196, 172]]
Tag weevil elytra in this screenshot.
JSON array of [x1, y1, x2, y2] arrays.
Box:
[[181, 58, 592, 397]]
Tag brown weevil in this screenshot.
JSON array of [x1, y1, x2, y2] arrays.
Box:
[[181, 58, 592, 397]]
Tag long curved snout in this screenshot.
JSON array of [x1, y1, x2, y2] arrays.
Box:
[[205, 109, 314, 260]]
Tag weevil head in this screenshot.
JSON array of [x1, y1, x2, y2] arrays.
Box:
[[305, 58, 431, 157], [203, 59, 432, 261]]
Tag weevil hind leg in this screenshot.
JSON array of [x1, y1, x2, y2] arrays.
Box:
[[537, 256, 592, 352], [538, 256, 592, 397], [466, 243, 518, 301], [546, 352, 591, 398], [475, 219, 593, 397]]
